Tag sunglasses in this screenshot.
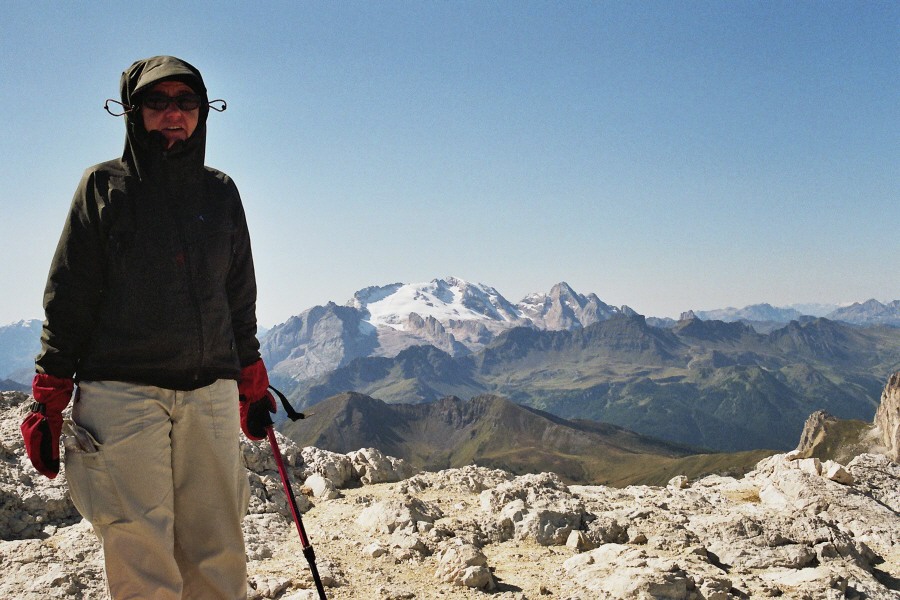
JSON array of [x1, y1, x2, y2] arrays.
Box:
[[142, 93, 203, 111]]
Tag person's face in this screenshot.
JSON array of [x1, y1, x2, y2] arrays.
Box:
[[140, 81, 200, 149]]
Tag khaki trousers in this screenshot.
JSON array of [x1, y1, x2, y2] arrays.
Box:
[[66, 379, 250, 600]]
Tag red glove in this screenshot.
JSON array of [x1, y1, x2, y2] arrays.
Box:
[[238, 359, 276, 440], [21, 373, 74, 478]]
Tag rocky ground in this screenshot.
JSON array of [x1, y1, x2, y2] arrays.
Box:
[[1, 390, 899, 599]]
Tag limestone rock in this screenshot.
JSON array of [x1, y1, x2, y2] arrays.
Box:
[[668, 475, 691, 489], [794, 409, 840, 458], [303, 473, 340, 500], [0, 395, 82, 541], [434, 539, 496, 590], [823, 460, 854, 485], [562, 543, 730, 599], [875, 372, 900, 461], [400, 464, 513, 495], [347, 447, 414, 484], [565, 529, 596, 551], [480, 472, 586, 545], [362, 541, 388, 558], [299, 446, 353, 487], [356, 496, 443, 534]]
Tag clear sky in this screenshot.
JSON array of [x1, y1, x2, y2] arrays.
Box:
[[2, 2, 897, 327]]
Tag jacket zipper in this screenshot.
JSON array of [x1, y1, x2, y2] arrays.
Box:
[[163, 158, 206, 382]]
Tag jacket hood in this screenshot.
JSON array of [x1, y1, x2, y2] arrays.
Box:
[[120, 56, 210, 181]]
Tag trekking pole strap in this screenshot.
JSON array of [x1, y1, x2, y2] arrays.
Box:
[[268, 385, 307, 422]]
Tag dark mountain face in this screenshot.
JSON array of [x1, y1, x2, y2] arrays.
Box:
[[281, 392, 714, 485], [671, 316, 758, 343], [477, 314, 685, 373], [285, 315, 900, 453], [0, 378, 30, 392], [768, 318, 870, 363], [574, 314, 684, 361], [261, 302, 379, 382], [394, 345, 467, 380], [298, 345, 485, 408]]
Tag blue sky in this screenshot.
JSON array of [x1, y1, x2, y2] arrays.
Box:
[[2, 2, 897, 327]]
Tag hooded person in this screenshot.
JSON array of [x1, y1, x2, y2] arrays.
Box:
[[22, 55, 277, 599]]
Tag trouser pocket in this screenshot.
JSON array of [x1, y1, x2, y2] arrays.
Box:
[[65, 436, 124, 527]]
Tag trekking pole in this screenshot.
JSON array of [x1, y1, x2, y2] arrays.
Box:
[[266, 386, 328, 600]]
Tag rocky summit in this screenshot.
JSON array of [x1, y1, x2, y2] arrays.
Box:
[[1, 390, 899, 599]]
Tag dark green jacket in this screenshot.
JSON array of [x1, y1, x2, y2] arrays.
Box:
[[36, 56, 260, 390]]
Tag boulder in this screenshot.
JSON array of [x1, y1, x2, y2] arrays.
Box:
[[667, 475, 691, 489], [480, 472, 586, 545], [822, 460, 854, 485], [562, 544, 731, 600], [300, 447, 353, 487], [356, 496, 443, 534], [347, 447, 414, 485], [303, 473, 340, 500], [434, 539, 495, 590]]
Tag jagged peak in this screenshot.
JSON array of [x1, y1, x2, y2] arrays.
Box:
[[549, 281, 577, 296]]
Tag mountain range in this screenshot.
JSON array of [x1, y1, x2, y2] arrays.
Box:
[[3, 279, 897, 387], [2, 277, 899, 455], [682, 300, 900, 332], [287, 311, 900, 452], [259, 277, 900, 388]]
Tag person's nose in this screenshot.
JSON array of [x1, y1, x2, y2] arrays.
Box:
[[163, 101, 184, 118]]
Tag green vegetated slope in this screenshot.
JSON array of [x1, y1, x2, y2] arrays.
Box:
[[281, 392, 774, 486], [289, 315, 900, 452]]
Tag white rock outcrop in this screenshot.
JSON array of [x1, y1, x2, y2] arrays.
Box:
[[876, 372, 900, 462], [434, 538, 496, 590], [347, 447, 415, 484]]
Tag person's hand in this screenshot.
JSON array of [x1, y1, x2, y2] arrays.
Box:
[[238, 359, 276, 440], [21, 374, 74, 478]]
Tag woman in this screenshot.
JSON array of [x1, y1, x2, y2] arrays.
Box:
[[21, 55, 276, 599]]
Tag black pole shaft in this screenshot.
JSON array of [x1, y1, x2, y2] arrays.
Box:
[[266, 426, 328, 600]]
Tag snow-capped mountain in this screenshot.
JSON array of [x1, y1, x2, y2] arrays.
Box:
[[348, 277, 527, 330], [261, 277, 630, 385]]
